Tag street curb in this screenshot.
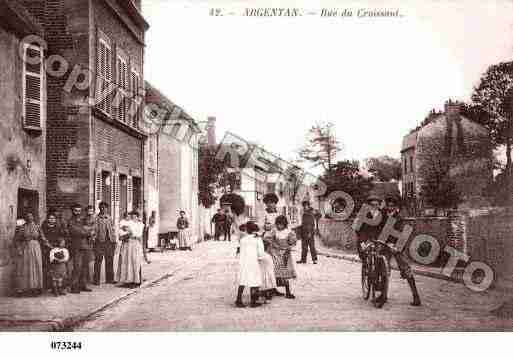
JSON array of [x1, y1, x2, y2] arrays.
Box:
[[0, 264, 187, 332], [316, 250, 464, 284]]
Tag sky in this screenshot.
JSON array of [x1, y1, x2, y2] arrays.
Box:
[[142, 0, 513, 169]]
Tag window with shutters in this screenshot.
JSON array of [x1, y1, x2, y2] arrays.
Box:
[[115, 51, 128, 124], [130, 69, 141, 128], [22, 44, 44, 131], [96, 35, 113, 115]]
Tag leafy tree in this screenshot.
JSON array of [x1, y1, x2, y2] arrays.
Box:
[[298, 122, 342, 172], [419, 157, 462, 215], [467, 61, 513, 174], [198, 144, 228, 208], [319, 160, 374, 216], [364, 155, 402, 182]]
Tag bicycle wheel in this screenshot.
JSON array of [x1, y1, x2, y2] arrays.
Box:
[[361, 259, 371, 300], [373, 255, 390, 308]]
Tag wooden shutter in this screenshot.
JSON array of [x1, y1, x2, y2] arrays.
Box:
[[95, 170, 102, 209], [127, 175, 133, 212], [111, 173, 119, 222], [130, 70, 140, 127], [23, 44, 43, 129]]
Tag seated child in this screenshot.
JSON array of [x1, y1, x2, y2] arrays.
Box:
[[49, 238, 70, 296]]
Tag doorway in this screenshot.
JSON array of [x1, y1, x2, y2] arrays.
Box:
[[17, 189, 39, 222]]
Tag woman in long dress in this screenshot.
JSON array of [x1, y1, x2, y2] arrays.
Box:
[[117, 211, 144, 288], [146, 211, 158, 251], [177, 211, 191, 251], [14, 212, 51, 296], [268, 215, 297, 299]]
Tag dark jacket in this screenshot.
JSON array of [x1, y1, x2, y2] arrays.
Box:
[[68, 216, 92, 251], [299, 209, 316, 240]]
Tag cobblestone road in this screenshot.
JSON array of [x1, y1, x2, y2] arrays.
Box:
[[78, 241, 513, 331]]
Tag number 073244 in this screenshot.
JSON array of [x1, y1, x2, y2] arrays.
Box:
[[50, 341, 83, 350]]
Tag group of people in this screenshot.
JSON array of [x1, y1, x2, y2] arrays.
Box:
[[12, 202, 158, 297], [234, 194, 318, 308], [211, 208, 234, 242]]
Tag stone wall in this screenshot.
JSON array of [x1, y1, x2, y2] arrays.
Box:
[[0, 27, 46, 296], [318, 219, 358, 251]]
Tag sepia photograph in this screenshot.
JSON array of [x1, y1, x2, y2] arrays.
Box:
[[1, 0, 513, 350]]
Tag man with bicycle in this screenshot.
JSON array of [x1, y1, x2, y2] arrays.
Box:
[[356, 194, 421, 308]]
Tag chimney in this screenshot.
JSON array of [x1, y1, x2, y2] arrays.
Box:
[[444, 99, 462, 120], [207, 116, 217, 146]]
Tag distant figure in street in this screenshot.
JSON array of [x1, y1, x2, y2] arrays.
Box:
[[235, 221, 265, 308], [49, 238, 69, 296], [211, 209, 226, 241], [117, 211, 144, 288], [296, 200, 318, 264], [68, 204, 94, 293], [93, 202, 116, 285], [13, 212, 50, 297], [177, 211, 192, 250], [147, 211, 158, 251], [224, 209, 233, 241]]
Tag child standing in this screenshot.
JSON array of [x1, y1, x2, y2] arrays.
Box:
[[49, 238, 69, 296], [235, 221, 264, 308]]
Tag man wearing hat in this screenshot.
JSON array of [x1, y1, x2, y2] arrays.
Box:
[[355, 194, 421, 307], [296, 200, 318, 264], [381, 195, 421, 307], [211, 208, 227, 241], [93, 202, 116, 285]]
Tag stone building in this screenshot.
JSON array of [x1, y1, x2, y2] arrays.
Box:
[[401, 100, 493, 214], [21, 0, 150, 227], [0, 0, 46, 295], [145, 82, 201, 242]]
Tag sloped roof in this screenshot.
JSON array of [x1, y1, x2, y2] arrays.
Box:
[[145, 81, 200, 132]]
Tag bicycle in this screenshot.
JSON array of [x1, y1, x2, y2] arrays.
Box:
[[361, 240, 391, 308]]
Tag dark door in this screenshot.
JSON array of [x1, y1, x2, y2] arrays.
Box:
[[119, 174, 127, 219], [132, 176, 142, 212], [17, 188, 39, 222]]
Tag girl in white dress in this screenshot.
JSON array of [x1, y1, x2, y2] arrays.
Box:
[[235, 221, 265, 308]]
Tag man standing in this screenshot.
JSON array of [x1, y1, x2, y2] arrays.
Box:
[[68, 204, 93, 293], [224, 209, 233, 241], [296, 200, 318, 264], [211, 208, 226, 241], [93, 202, 116, 285]]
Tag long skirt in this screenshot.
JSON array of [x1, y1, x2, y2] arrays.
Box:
[[178, 229, 190, 248], [117, 238, 143, 284], [147, 226, 158, 249], [270, 249, 297, 282], [259, 252, 276, 290], [15, 240, 43, 291]]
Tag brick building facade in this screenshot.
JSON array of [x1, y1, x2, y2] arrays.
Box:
[[0, 0, 46, 295], [22, 0, 149, 228]]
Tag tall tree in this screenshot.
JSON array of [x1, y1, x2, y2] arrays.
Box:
[[364, 155, 402, 182], [467, 61, 513, 174], [418, 157, 462, 215], [298, 122, 342, 172]]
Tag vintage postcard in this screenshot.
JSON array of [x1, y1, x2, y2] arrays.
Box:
[[1, 0, 513, 354]]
